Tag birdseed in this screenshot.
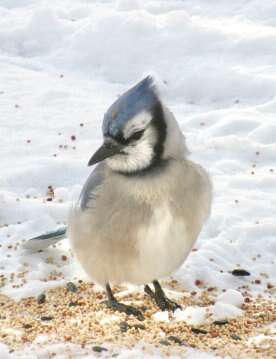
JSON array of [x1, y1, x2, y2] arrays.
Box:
[[0, 281, 275, 358]]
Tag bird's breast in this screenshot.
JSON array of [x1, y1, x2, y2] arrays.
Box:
[[135, 203, 194, 282]]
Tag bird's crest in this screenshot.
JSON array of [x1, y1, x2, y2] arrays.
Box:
[[103, 76, 159, 137]]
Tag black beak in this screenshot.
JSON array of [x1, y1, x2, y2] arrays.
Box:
[[88, 140, 123, 166]]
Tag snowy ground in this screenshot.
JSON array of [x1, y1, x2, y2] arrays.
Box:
[[0, 0, 276, 358]]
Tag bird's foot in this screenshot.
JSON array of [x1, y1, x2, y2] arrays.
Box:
[[156, 296, 181, 312], [145, 281, 181, 312], [103, 300, 145, 321]]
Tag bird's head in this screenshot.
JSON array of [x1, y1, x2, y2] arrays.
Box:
[[88, 76, 185, 174]]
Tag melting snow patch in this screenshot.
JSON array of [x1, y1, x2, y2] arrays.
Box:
[[216, 289, 244, 308], [153, 311, 169, 322], [213, 302, 243, 321], [174, 307, 207, 326]]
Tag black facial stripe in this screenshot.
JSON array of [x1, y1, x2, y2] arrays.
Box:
[[127, 129, 145, 142], [111, 132, 127, 145], [110, 128, 145, 145]]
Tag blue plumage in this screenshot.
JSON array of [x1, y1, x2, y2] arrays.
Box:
[[23, 77, 160, 251], [102, 76, 158, 138], [23, 226, 67, 251]]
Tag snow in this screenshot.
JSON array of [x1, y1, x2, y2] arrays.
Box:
[[0, 343, 11, 359], [0, 341, 227, 359], [216, 289, 244, 308], [0, 0, 276, 358], [153, 311, 169, 322], [212, 302, 243, 321], [174, 307, 207, 326], [156, 290, 244, 325]]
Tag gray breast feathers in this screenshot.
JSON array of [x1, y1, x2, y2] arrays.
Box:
[[78, 164, 105, 210]]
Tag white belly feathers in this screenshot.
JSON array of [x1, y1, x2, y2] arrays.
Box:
[[135, 204, 192, 284]]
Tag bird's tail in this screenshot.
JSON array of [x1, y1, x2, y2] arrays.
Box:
[[23, 226, 67, 251]]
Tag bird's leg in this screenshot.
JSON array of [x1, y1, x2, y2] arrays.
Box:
[[145, 280, 181, 312], [103, 283, 144, 321]]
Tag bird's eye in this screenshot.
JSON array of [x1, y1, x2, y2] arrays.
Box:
[[128, 130, 145, 141]]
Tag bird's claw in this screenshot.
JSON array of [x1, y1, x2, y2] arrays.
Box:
[[145, 282, 181, 312], [103, 300, 145, 321], [155, 296, 181, 312]]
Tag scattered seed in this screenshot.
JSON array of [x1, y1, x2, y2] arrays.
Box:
[[0, 281, 275, 357], [210, 330, 219, 338], [68, 301, 78, 307], [214, 320, 228, 326], [41, 316, 54, 321], [160, 339, 170, 346], [66, 282, 77, 293], [231, 334, 242, 341], [167, 335, 185, 345], [232, 269, 250, 276], [22, 323, 32, 329], [191, 328, 208, 334], [37, 293, 46, 304], [132, 323, 145, 330], [119, 322, 129, 333], [92, 346, 108, 353], [207, 287, 215, 292]]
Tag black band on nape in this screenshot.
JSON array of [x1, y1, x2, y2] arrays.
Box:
[[151, 100, 167, 159]]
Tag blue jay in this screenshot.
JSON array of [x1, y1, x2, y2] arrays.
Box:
[[25, 77, 212, 320]]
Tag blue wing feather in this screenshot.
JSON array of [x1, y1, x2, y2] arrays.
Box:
[[23, 226, 67, 251], [78, 164, 105, 210], [23, 164, 105, 251]]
